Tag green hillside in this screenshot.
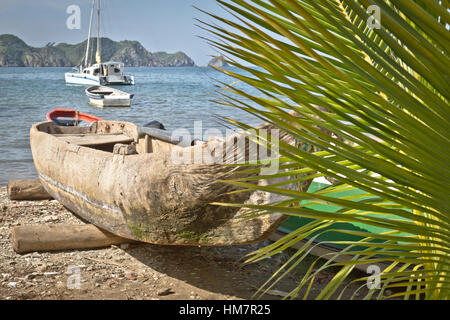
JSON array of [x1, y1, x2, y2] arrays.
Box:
[[0, 34, 195, 67]]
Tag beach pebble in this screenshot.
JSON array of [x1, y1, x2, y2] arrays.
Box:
[[1, 273, 11, 281], [26, 273, 38, 280], [36, 264, 48, 272], [157, 288, 173, 296], [125, 270, 137, 280]]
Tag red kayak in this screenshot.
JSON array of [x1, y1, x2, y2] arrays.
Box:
[[46, 108, 103, 126]]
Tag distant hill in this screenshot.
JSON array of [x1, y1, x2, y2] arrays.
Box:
[[208, 55, 228, 67], [153, 51, 195, 67], [0, 34, 195, 67]]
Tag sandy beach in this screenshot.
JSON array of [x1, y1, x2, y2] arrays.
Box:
[[0, 186, 377, 300], [0, 186, 302, 300]]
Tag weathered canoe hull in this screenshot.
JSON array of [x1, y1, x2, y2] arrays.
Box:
[[30, 121, 288, 246]]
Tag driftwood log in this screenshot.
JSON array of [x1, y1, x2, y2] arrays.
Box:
[[7, 179, 52, 201], [12, 224, 132, 253]]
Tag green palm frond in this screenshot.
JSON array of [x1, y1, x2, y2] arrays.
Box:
[[200, 0, 450, 299]]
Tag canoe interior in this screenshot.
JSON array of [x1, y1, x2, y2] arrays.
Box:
[[35, 121, 172, 154]]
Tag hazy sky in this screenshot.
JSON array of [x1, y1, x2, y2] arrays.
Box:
[[0, 0, 229, 66]]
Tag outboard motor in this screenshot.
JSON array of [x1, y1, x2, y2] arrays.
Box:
[[140, 120, 203, 147], [144, 120, 165, 130]]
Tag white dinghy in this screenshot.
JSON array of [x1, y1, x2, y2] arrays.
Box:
[[85, 85, 134, 107]]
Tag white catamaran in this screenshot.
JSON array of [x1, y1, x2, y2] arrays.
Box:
[[65, 0, 135, 86]]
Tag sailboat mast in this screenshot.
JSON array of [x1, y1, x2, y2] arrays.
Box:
[[84, 0, 95, 68], [96, 0, 101, 63]]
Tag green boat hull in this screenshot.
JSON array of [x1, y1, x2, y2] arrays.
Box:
[[277, 181, 410, 254]]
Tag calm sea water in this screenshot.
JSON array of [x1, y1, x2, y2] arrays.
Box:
[[0, 67, 261, 185]]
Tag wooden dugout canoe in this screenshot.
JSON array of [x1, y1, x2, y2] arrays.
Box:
[[30, 119, 289, 246]]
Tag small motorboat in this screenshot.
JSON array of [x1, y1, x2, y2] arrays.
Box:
[[85, 85, 134, 107], [269, 180, 410, 271], [46, 108, 104, 126]]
